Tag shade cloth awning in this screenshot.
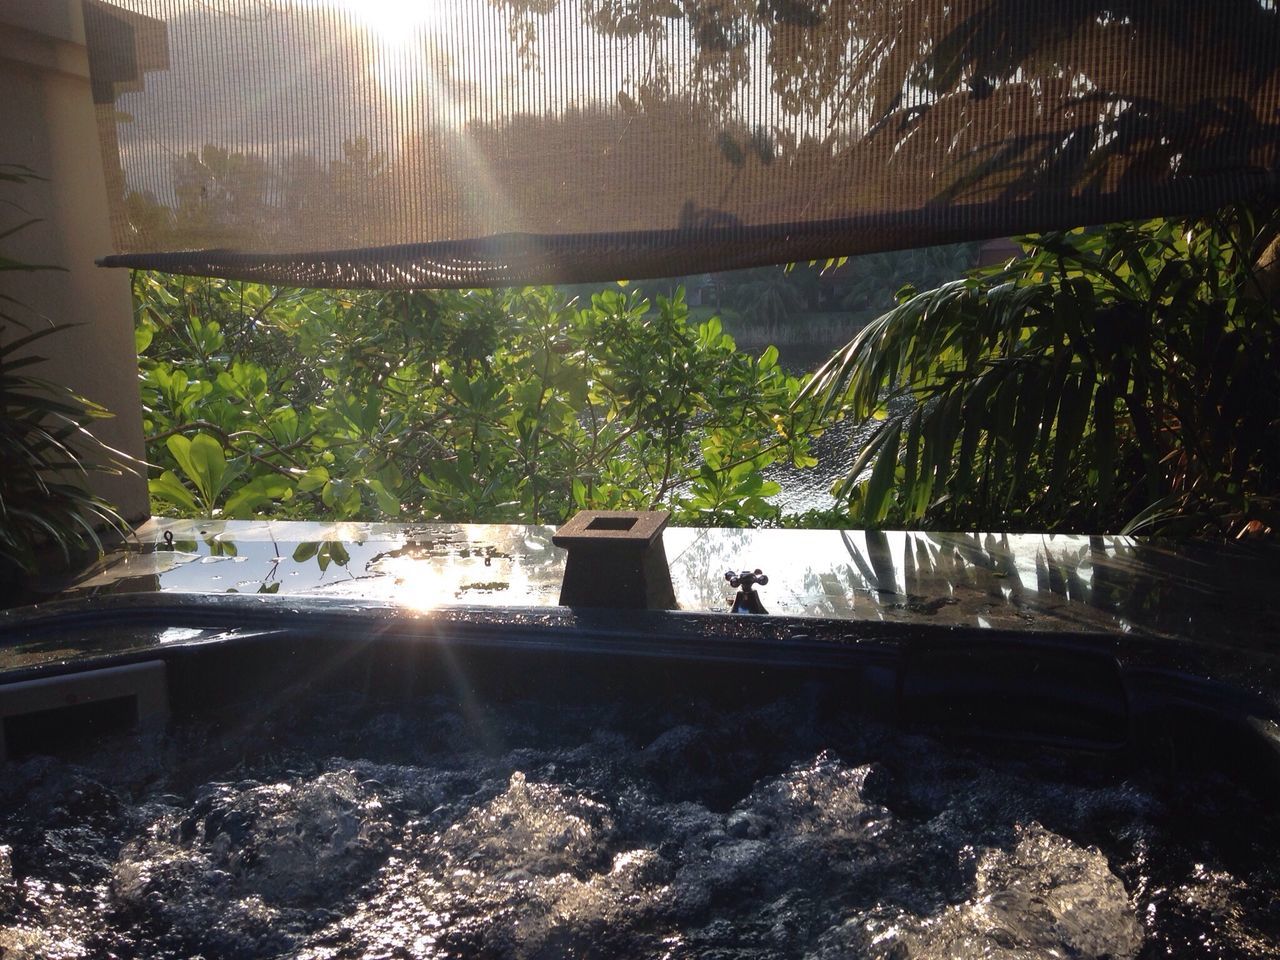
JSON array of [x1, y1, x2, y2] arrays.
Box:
[[84, 0, 1280, 289]]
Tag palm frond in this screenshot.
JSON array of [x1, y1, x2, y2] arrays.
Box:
[[795, 202, 1280, 537]]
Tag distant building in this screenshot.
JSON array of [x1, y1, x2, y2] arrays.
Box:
[[976, 238, 1023, 268], [686, 274, 721, 308]]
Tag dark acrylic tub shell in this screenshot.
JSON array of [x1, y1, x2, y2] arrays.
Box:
[[2, 593, 1277, 795]]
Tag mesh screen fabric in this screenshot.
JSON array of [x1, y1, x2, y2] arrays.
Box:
[[84, 0, 1280, 289]]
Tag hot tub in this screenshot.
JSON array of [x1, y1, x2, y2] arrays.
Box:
[[1, 522, 1278, 957]]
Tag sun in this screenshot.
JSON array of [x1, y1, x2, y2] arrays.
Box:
[[329, 0, 463, 118], [336, 0, 447, 47]]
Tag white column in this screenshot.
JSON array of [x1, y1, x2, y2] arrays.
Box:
[[0, 0, 149, 524]]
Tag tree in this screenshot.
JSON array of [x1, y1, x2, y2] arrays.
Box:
[[837, 245, 982, 313], [725, 267, 808, 331], [136, 277, 830, 526], [800, 201, 1280, 538]]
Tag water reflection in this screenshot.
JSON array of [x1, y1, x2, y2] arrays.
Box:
[[66, 519, 1279, 644], [71, 520, 566, 608], [670, 528, 1278, 643]]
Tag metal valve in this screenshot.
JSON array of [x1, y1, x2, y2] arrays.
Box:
[[725, 569, 769, 614]]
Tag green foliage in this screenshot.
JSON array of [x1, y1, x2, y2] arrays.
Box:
[[725, 268, 809, 329], [802, 203, 1280, 538], [137, 208, 1280, 540], [836, 244, 983, 314], [137, 276, 828, 526], [0, 324, 132, 572], [601, 248, 981, 351], [1, 167, 132, 576]]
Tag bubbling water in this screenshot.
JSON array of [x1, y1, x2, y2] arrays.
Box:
[[0, 692, 1277, 959]]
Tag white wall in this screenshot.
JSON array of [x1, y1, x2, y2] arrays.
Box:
[[0, 0, 149, 523]]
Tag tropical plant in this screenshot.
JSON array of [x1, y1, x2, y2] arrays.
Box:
[[801, 201, 1280, 538], [135, 275, 830, 526], [1, 165, 132, 579], [837, 244, 982, 314], [726, 268, 809, 331]]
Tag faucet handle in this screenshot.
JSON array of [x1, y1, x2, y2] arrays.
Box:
[[725, 569, 769, 614], [725, 569, 768, 589]]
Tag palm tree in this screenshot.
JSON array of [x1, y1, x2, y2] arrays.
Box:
[[798, 202, 1280, 538], [727, 269, 808, 333]]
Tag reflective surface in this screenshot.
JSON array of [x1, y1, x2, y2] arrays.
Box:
[[70, 520, 573, 610], [673, 527, 1280, 646], [62, 519, 1279, 644]]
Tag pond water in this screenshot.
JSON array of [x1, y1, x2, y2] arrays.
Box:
[[2, 688, 1277, 958], [765, 415, 876, 516], [762, 342, 916, 516], [762, 343, 866, 515]]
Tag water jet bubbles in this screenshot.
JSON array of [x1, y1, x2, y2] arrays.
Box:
[[1, 693, 1277, 957], [860, 823, 1144, 960], [0, 926, 61, 960], [441, 771, 617, 878]]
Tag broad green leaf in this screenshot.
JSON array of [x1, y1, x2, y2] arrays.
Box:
[[148, 470, 199, 514], [364, 477, 401, 516], [165, 434, 197, 488], [224, 474, 293, 518], [297, 466, 329, 493], [268, 405, 300, 444], [185, 433, 230, 504]]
